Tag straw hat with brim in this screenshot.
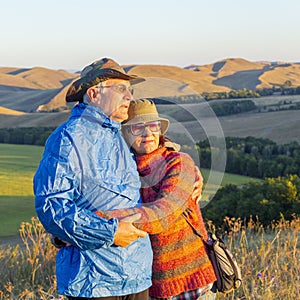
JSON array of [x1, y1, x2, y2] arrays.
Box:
[[66, 57, 145, 102], [122, 99, 170, 134]]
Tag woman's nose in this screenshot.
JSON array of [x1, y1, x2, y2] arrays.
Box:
[[142, 126, 152, 136]]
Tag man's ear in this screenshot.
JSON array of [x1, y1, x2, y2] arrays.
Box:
[[86, 86, 98, 102]]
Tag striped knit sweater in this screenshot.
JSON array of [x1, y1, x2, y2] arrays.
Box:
[[97, 146, 216, 298]]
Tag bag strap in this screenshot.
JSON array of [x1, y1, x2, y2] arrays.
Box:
[[182, 210, 210, 246], [150, 183, 209, 244]]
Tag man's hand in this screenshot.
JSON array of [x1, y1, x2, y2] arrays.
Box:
[[113, 214, 147, 247], [192, 166, 203, 204]]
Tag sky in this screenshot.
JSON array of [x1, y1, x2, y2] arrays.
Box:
[[1, 0, 300, 71]]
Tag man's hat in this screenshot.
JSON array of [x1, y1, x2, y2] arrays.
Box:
[[66, 57, 144, 102]]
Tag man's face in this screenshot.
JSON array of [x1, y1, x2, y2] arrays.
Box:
[[92, 79, 133, 122]]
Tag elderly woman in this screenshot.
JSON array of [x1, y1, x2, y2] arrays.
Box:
[[99, 99, 217, 300]]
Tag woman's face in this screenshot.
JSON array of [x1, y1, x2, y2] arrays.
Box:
[[123, 121, 161, 155]]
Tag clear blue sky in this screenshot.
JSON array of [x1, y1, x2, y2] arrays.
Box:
[[1, 0, 300, 71]]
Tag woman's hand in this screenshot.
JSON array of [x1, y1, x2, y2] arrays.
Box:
[[113, 214, 147, 247], [192, 166, 203, 203]]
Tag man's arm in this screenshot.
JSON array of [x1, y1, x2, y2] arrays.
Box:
[[51, 214, 147, 248]]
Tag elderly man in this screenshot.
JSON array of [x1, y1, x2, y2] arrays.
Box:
[[34, 58, 153, 299]]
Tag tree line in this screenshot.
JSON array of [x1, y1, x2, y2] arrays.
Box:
[[209, 100, 256, 116], [202, 88, 260, 100], [203, 85, 300, 100], [197, 136, 300, 178], [0, 127, 56, 146], [1, 130, 299, 180], [202, 174, 300, 226], [155, 85, 300, 103]]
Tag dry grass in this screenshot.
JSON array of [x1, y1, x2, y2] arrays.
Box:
[[214, 215, 300, 300], [259, 64, 300, 88], [0, 106, 25, 115], [217, 110, 300, 144], [210, 58, 266, 78], [0, 73, 41, 89], [0, 216, 298, 300], [0, 67, 78, 90], [0, 67, 77, 113], [0, 218, 60, 300], [129, 64, 226, 94]]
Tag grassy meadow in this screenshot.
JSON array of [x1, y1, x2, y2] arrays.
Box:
[[0, 143, 299, 299], [0, 144, 43, 236]]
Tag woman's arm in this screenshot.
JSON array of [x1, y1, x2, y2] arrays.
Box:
[[98, 152, 198, 234]]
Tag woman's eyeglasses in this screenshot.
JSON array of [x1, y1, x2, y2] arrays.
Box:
[[129, 121, 161, 136], [100, 84, 134, 95]]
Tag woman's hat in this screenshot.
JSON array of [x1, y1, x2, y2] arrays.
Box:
[[123, 99, 169, 134], [66, 57, 144, 102]]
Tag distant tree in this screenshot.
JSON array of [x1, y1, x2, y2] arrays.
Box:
[[202, 175, 300, 226], [0, 127, 56, 146], [197, 137, 300, 179]]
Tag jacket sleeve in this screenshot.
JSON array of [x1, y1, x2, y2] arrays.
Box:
[[34, 135, 118, 250], [98, 152, 196, 234]]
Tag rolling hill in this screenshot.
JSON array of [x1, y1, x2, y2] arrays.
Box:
[[2, 57, 300, 113], [0, 58, 300, 144]]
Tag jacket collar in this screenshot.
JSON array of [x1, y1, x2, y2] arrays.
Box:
[[71, 102, 122, 131]]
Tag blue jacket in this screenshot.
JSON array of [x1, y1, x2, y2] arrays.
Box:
[[34, 103, 153, 297]]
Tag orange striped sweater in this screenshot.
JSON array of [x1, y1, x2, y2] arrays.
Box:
[[97, 146, 216, 298]]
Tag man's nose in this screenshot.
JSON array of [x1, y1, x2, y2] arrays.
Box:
[[124, 89, 133, 100]]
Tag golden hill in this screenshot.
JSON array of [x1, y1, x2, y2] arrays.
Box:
[[0, 106, 25, 115], [1, 58, 300, 115], [0, 67, 78, 89]]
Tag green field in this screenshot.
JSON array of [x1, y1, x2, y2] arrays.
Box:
[[0, 144, 44, 236], [0, 143, 259, 237]]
